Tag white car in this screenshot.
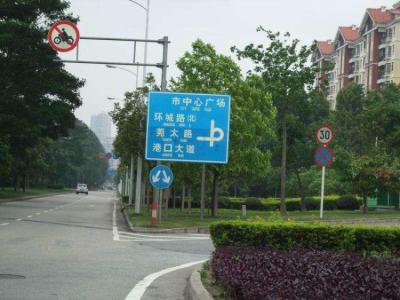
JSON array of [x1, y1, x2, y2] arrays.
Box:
[[76, 183, 88, 195]]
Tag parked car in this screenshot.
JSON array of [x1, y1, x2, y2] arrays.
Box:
[[76, 183, 88, 195]]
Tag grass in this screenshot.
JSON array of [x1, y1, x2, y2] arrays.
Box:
[[0, 187, 72, 200], [124, 205, 400, 229]]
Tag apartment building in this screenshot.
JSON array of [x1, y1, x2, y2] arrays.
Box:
[[313, 2, 400, 109]]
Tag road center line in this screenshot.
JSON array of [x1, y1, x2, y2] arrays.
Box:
[[27, 215, 32, 218], [16, 219, 22, 221], [125, 259, 207, 300], [0, 223, 9, 226]]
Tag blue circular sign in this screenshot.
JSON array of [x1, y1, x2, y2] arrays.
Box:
[[150, 165, 174, 189], [314, 146, 334, 167]]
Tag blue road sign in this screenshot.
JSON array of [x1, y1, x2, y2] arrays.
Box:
[[150, 165, 173, 189], [314, 146, 334, 167], [145, 91, 231, 164]]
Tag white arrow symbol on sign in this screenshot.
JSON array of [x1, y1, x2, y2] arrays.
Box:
[[152, 170, 161, 183], [197, 120, 224, 147], [162, 170, 171, 184]]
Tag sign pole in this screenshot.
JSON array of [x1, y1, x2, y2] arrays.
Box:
[[129, 154, 135, 206], [320, 166, 326, 219], [200, 164, 206, 220]]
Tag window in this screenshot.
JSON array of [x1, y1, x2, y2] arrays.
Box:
[[388, 46, 392, 58], [392, 62, 394, 72]]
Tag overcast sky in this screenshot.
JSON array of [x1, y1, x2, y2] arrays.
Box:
[[62, 0, 396, 129]]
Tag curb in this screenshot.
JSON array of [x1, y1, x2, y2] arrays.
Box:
[[0, 192, 71, 204], [121, 205, 209, 234], [186, 264, 214, 300]]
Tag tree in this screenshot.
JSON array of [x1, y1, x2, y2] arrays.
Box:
[[172, 39, 275, 216], [333, 83, 400, 212], [232, 28, 320, 216], [0, 1, 84, 189]]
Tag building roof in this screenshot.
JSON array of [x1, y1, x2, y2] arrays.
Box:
[[338, 26, 360, 42], [367, 8, 394, 24], [317, 41, 334, 56]]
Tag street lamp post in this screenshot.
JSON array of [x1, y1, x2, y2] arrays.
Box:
[[127, 0, 150, 215]]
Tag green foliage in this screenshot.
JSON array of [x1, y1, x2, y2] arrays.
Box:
[[336, 195, 360, 210], [210, 221, 400, 256], [232, 28, 323, 214], [0, 0, 84, 189]]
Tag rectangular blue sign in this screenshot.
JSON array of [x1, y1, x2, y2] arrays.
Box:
[[145, 91, 231, 164]]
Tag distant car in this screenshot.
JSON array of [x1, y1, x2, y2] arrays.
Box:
[[76, 183, 88, 195]]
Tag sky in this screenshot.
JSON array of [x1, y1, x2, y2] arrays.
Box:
[[62, 0, 397, 130]]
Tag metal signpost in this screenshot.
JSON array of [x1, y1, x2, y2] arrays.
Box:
[[314, 125, 335, 219], [145, 91, 231, 220]]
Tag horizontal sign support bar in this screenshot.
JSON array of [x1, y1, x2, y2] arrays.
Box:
[[57, 59, 165, 68], [80, 36, 169, 44]]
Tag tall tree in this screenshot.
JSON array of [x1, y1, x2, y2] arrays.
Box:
[[172, 39, 275, 216], [0, 1, 84, 189], [232, 28, 320, 216]]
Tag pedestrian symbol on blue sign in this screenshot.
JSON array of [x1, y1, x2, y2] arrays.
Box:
[[150, 165, 174, 190], [145, 92, 231, 164]]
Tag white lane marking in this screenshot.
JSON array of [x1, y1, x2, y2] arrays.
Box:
[[27, 215, 32, 218], [119, 232, 210, 240], [44, 211, 48, 213], [36, 213, 41, 215], [0, 223, 9, 226], [125, 259, 207, 300], [119, 239, 208, 242], [16, 219, 22, 221], [113, 201, 120, 241], [118, 232, 209, 242]]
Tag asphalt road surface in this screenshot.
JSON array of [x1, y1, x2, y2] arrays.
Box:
[[0, 191, 213, 300]]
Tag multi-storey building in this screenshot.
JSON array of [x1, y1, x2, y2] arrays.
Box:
[[90, 112, 112, 151], [313, 2, 400, 109]]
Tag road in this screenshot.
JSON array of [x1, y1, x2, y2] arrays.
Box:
[[0, 191, 213, 300]]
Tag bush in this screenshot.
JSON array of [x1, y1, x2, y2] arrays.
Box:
[[209, 221, 400, 256], [211, 246, 400, 300], [244, 197, 262, 210], [47, 184, 64, 190], [336, 194, 361, 210], [121, 195, 129, 204]]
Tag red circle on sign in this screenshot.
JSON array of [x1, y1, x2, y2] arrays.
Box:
[[316, 124, 335, 145], [48, 20, 80, 52], [314, 146, 335, 167]]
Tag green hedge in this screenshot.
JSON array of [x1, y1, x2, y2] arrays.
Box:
[[210, 221, 400, 256], [218, 195, 360, 211]]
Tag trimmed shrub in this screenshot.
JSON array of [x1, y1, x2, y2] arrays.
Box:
[[336, 194, 361, 210], [210, 221, 400, 256], [244, 197, 262, 210], [121, 195, 129, 204], [211, 246, 400, 300], [47, 184, 64, 190], [218, 196, 230, 209]]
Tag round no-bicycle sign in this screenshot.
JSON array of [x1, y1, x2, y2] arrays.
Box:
[[48, 20, 80, 52], [316, 125, 335, 145]]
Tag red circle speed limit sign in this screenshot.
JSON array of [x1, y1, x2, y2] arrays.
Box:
[[316, 125, 334, 145], [48, 20, 80, 52]]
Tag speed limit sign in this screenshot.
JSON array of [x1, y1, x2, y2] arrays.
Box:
[[316, 125, 334, 145]]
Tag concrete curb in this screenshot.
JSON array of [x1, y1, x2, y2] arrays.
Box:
[[0, 192, 70, 204], [186, 264, 214, 300], [120, 205, 209, 234]]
